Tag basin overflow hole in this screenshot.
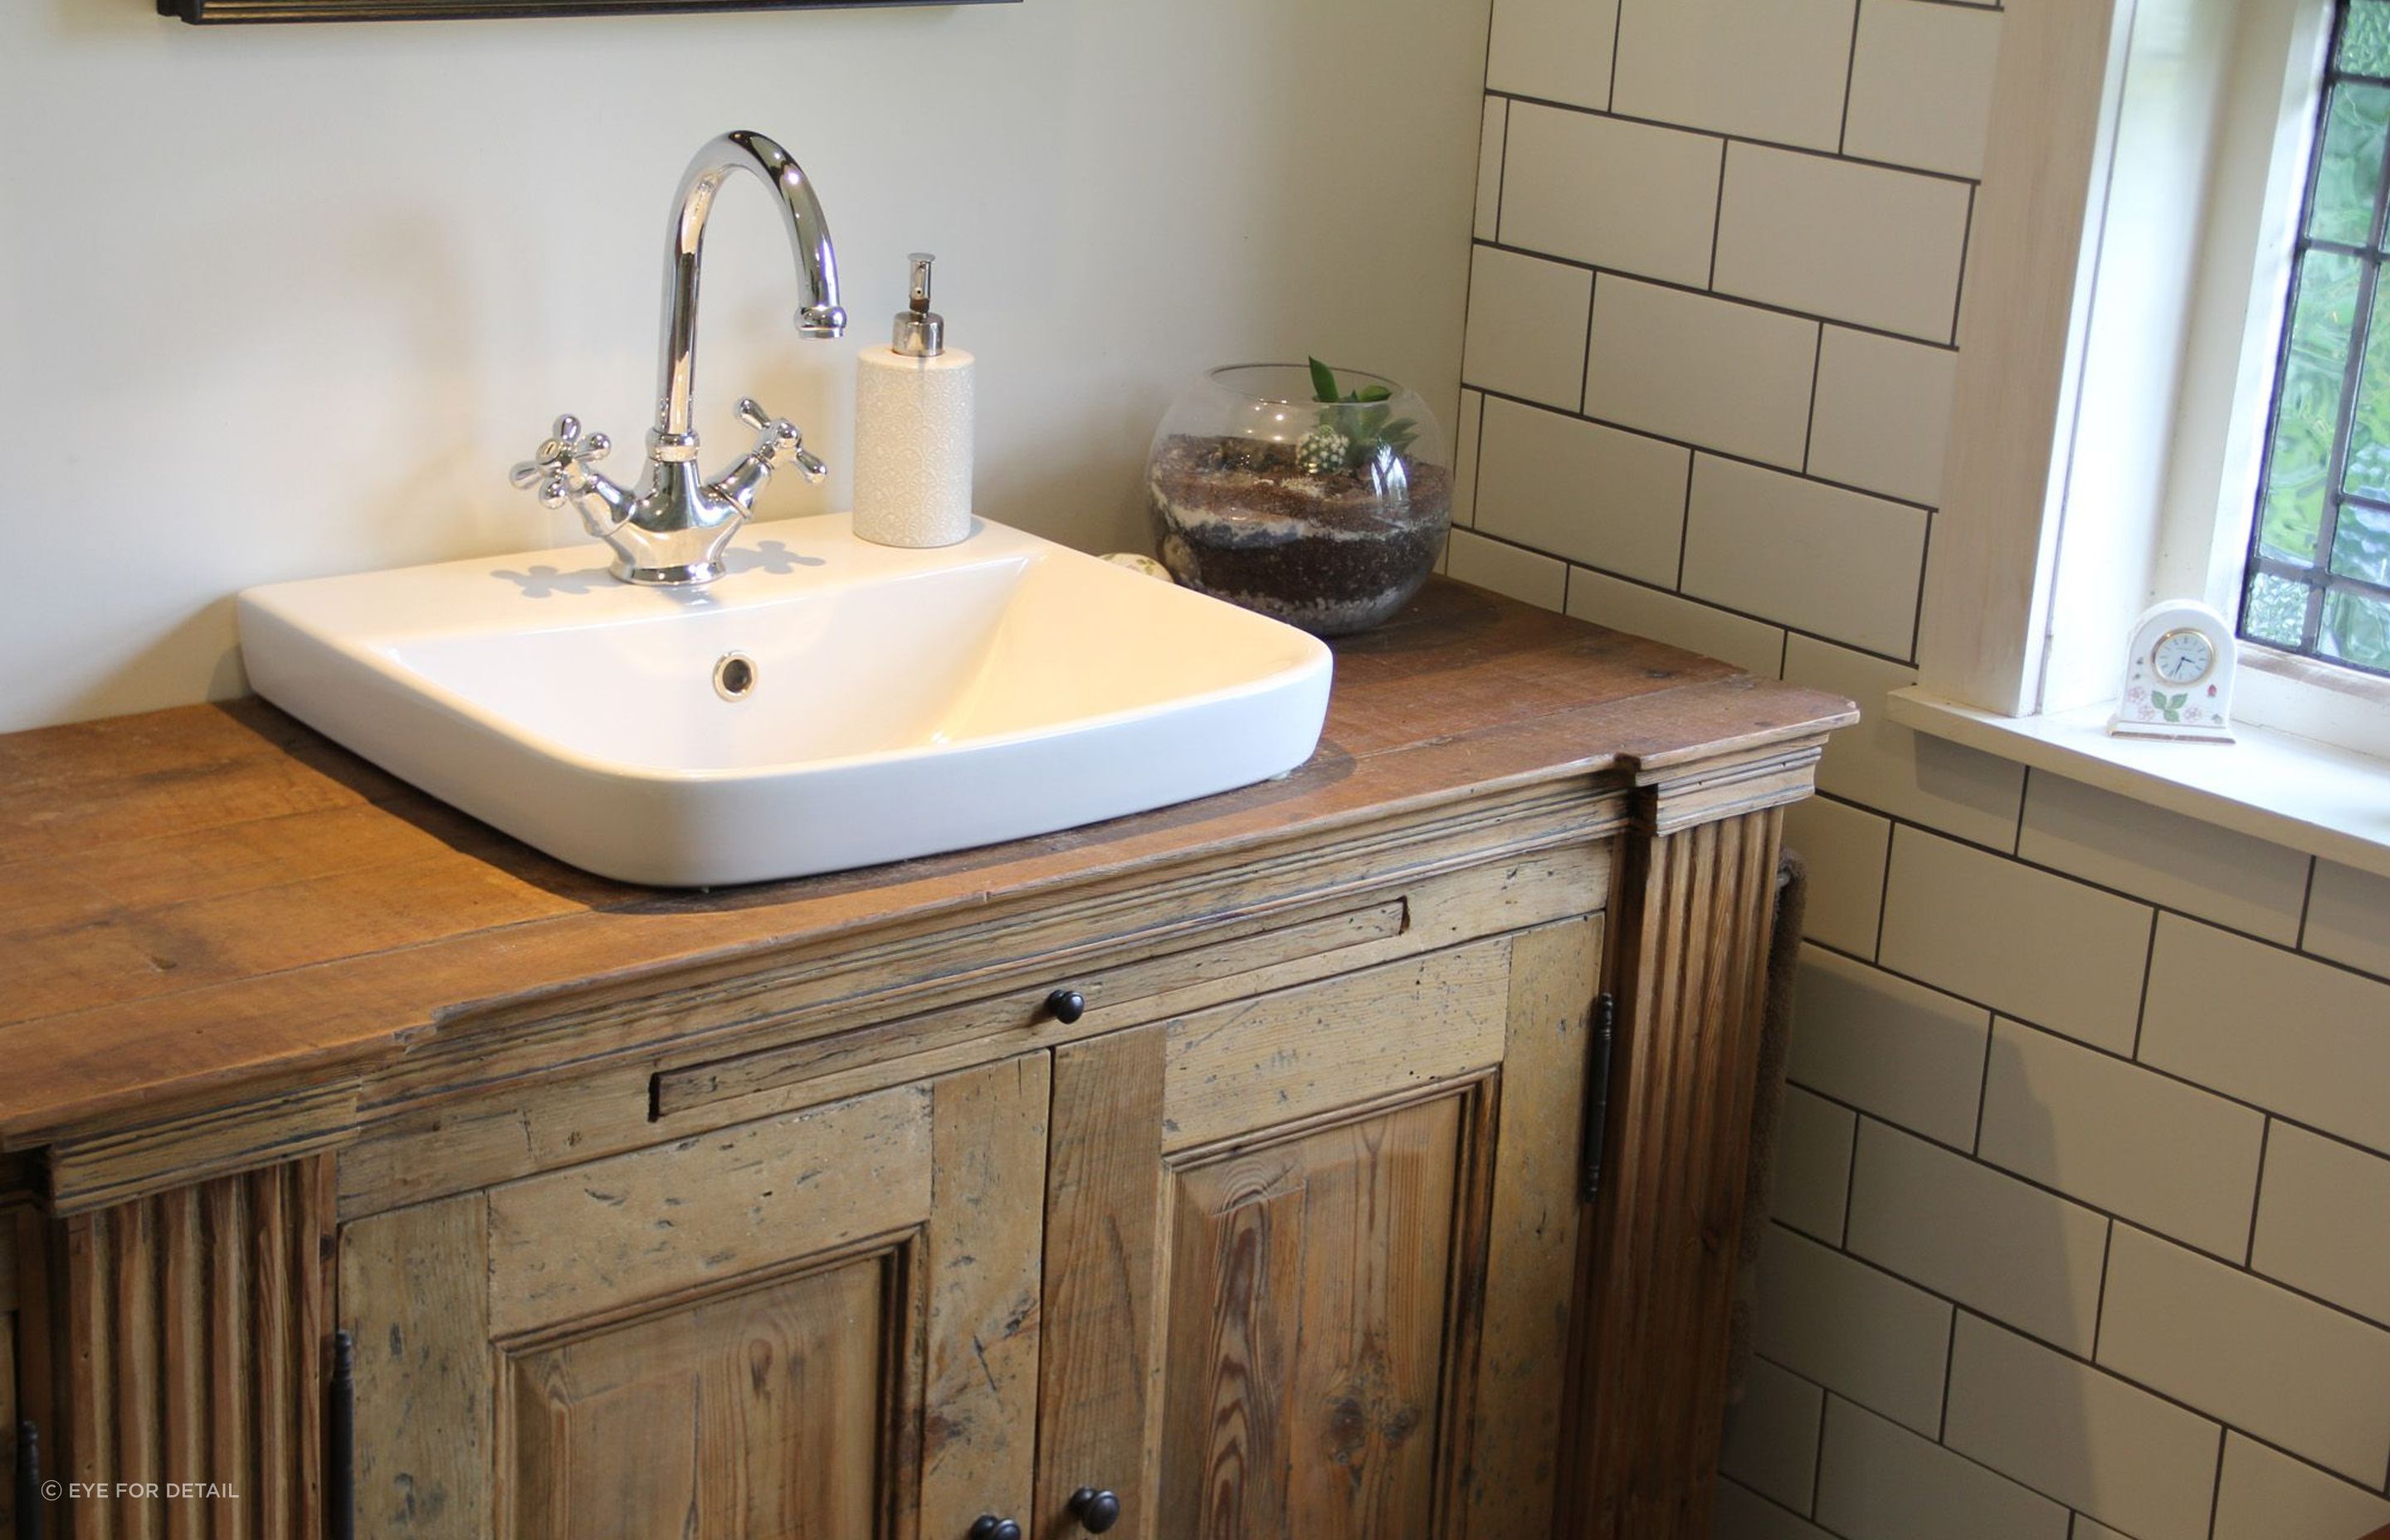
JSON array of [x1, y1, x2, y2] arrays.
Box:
[[712, 652, 759, 702]]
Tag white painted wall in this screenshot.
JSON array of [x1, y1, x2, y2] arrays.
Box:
[[0, 0, 1490, 731]]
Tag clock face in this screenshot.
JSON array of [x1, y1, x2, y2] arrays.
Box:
[[2152, 627, 2215, 685]]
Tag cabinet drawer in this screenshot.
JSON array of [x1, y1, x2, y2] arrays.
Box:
[[339, 845, 1609, 1221], [654, 894, 1409, 1119], [654, 843, 1606, 1125]]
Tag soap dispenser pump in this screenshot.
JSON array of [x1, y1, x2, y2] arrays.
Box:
[[852, 252, 975, 548]]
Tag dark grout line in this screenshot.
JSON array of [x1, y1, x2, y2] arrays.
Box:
[[1466, 378, 1941, 512], [1709, 138, 1731, 292], [1948, 183, 1978, 347], [1493, 95, 1513, 247], [1836, 0, 1862, 158], [1445, 522, 1914, 668], [2245, 1118, 2273, 1270], [1792, 941, 2390, 1305], [1482, 88, 1985, 190], [1473, 235, 1962, 354]]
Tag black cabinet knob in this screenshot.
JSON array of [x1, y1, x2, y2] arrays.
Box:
[[1068, 1487, 1121, 1533], [969, 1518, 1022, 1540], [1045, 987, 1087, 1025]]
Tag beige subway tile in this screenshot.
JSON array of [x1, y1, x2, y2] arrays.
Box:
[[1485, 0, 1618, 112], [1806, 327, 1956, 506], [1817, 1395, 2071, 1540], [1445, 529, 1566, 612], [1723, 1355, 1827, 1513], [1583, 279, 1818, 468], [1680, 459, 1926, 658], [1944, 1313, 2221, 1540], [1713, 1479, 1834, 1540], [1979, 1020, 2264, 1260], [1714, 144, 1973, 342], [1773, 1085, 1857, 1245], [2019, 773, 2309, 945], [1789, 944, 1988, 1148], [1474, 397, 1688, 585], [1842, 0, 2002, 178], [1781, 795, 1887, 958], [2253, 1123, 2390, 1328], [1755, 1222, 1952, 1435], [1846, 1118, 2109, 1355], [2211, 1432, 2390, 1540], [1500, 104, 1724, 286], [1462, 245, 1593, 410], [1453, 388, 1484, 528], [1612, 0, 1856, 150], [2141, 914, 2390, 1157], [1567, 567, 1784, 677], [2071, 1520, 2133, 1540], [1782, 636, 2026, 849], [2305, 858, 2390, 982], [2099, 1225, 2390, 1484], [1475, 98, 1508, 243], [1880, 827, 2154, 1054]]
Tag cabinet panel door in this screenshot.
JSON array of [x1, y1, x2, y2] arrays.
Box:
[[1038, 919, 1602, 1540], [340, 1054, 1048, 1540]]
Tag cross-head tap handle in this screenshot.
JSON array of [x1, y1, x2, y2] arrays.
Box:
[[735, 397, 827, 484], [509, 415, 612, 509]]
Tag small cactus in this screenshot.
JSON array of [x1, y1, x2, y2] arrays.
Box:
[[1297, 425, 1354, 475]]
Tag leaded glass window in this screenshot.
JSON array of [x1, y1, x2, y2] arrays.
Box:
[[2244, 0, 2390, 675]]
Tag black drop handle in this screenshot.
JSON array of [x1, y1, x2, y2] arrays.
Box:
[[1045, 988, 1086, 1025], [969, 1518, 1022, 1540], [1069, 1487, 1122, 1533]]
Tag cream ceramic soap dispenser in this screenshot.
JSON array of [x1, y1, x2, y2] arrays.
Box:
[[852, 252, 975, 547]]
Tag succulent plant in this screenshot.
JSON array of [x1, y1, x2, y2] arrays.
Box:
[[1304, 358, 1419, 474]]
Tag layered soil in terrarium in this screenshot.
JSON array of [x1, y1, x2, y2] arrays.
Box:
[[1148, 434, 1452, 636]]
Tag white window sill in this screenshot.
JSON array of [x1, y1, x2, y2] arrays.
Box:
[[1887, 687, 2390, 880]]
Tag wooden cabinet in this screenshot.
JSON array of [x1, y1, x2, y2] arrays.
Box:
[[1036, 924, 1601, 1540], [334, 919, 1605, 1539], [0, 582, 1853, 1540], [339, 1056, 1049, 1540]]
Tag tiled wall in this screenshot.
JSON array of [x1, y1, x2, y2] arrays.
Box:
[[1446, 2, 2390, 1536]]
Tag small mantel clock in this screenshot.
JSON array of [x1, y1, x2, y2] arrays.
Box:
[[2110, 599, 2236, 743]]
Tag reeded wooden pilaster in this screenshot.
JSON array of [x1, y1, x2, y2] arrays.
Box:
[[62, 1155, 333, 1539], [1558, 806, 1788, 1540]]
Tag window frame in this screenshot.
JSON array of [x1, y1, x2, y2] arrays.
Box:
[[1922, 0, 2390, 764], [2237, 0, 2390, 678]]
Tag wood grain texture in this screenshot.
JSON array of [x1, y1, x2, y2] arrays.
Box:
[[505, 1251, 898, 1540], [61, 1157, 332, 1539], [919, 1056, 1048, 1540], [1557, 811, 1786, 1540], [1161, 940, 1510, 1154], [334, 846, 1609, 1226], [1461, 914, 1602, 1537], [1159, 1095, 1472, 1540], [339, 1192, 493, 1540], [485, 1084, 932, 1338], [1037, 1026, 1171, 1540], [0, 580, 1850, 1151]]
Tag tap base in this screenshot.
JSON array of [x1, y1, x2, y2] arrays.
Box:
[[612, 558, 728, 587]]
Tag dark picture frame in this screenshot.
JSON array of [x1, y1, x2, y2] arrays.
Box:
[[164, 0, 1008, 22]]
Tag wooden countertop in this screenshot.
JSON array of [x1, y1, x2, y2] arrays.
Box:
[[0, 580, 1853, 1144]]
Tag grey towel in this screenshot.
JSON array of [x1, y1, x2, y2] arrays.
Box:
[[1727, 845, 1807, 1406]]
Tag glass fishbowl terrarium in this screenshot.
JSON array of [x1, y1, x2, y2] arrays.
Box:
[[1147, 362, 1451, 636]]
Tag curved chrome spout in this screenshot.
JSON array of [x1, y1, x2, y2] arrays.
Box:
[[654, 129, 846, 446], [514, 129, 845, 587]]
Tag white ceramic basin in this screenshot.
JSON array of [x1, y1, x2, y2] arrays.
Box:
[[238, 515, 1332, 886]]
